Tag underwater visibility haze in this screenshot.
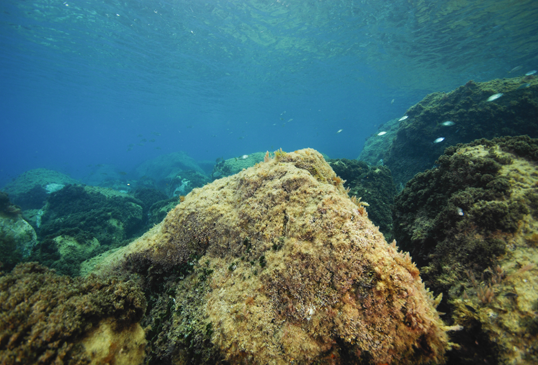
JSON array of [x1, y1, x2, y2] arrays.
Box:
[[1, 0, 537, 184], [2, 1, 538, 364]]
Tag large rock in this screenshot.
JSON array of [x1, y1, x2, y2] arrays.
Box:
[[2, 168, 79, 210], [367, 76, 538, 185], [93, 149, 449, 364], [393, 136, 538, 365]]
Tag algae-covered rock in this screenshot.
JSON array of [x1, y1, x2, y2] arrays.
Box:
[[211, 152, 266, 179], [378, 76, 538, 185], [0, 192, 37, 270], [358, 117, 401, 166], [94, 148, 448, 365], [0, 262, 146, 365], [328, 158, 397, 240], [392, 135, 538, 364], [31, 185, 144, 276], [2, 168, 80, 210]]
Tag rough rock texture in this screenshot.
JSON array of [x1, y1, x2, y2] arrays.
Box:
[[328, 158, 397, 240], [392, 136, 538, 364], [376, 76, 538, 185], [94, 148, 448, 365], [0, 262, 146, 365], [31, 185, 144, 276]]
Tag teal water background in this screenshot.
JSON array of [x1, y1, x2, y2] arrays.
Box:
[[1, 0, 537, 184]]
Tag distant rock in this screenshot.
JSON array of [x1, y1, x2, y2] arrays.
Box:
[[134, 151, 206, 182], [361, 76, 538, 185], [2, 168, 79, 209], [31, 185, 144, 276]]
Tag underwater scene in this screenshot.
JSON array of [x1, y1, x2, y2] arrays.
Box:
[[1, 0, 538, 364]]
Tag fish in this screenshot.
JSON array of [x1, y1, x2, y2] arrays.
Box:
[[398, 115, 408, 121], [487, 93, 503, 102], [457, 207, 464, 216], [336, 129, 343, 134], [377, 131, 387, 136], [517, 83, 531, 89], [391, 99, 395, 104], [288, 119, 293, 123], [441, 121, 455, 127], [240, 155, 249, 160], [508, 66, 522, 73], [433, 137, 445, 143], [525, 70, 537, 76], [465, 305, 477, 313]]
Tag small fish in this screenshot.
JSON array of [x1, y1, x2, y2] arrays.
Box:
[[399, 115, 408, 121], [377, 131, 387, 136], [517, 83, 530, 89], [525, 70, 536, 76], [487, 93, 503, 102], [391, 99, 395, 104], [336, 129, 343, 134], [433, 137, 445, 143], [465, 305, 477, 313], [508, 66, 522, 73], [287, 119, 293, 123], [240, 155, 249, 160], [441, 121, 455, 127], [457, 207, 464, 216]]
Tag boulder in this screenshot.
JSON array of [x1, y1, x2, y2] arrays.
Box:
[[93, 148, 449, 364]]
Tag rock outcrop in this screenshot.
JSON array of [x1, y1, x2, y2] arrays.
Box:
[[94, 148, 449, 364]]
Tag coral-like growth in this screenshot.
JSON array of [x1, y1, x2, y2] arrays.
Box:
[[0, 262, 146, 365], [94, 148, 448, 364]]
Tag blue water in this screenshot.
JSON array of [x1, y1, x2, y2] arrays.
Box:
[[1, 0, 537, 186]]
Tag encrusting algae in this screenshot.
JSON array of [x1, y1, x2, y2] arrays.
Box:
[[92, 148, 449, 364]]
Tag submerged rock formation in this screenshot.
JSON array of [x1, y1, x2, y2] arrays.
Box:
[[0, 263, 146, 365], [362, 75, 538, 185], [393, 136, 538, 365], [94, 148, 449, 364]]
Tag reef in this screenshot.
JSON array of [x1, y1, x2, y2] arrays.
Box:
[[2, 168, 79, 210], [367, 75, 538, 185], [30, 185, 144, 276], [392, 135, 538, 364], [0, 262, 146, 365], [93, 148, 449, 365], [328, 158, 397, 240]]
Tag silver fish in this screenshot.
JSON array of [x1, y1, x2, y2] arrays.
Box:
[[525, 70, 536, 76], [336, 129, 343, 134], [487, 93, 503, 102], [509, 66, 522, 73], [433, 137, 445, 143], [457, 207, 464, 216], [377, 131, 387, 136], [399, 115, 408, 121], [517, 83, 530, 89], [441, 121, 455, 127]]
